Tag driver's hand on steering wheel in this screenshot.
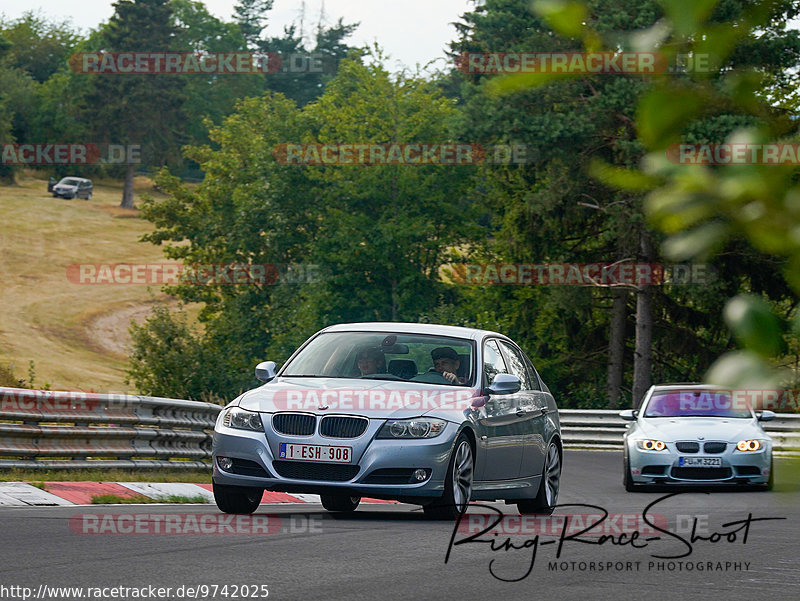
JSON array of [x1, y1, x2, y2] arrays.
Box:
[[441, 371, 458, 383]]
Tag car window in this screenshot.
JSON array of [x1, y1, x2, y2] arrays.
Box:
[[643, 390, 751, 418], [497, 340, 534, 390], [483, 339, 508, 386], [522, 353, 542, 392], [281, 331, 474, 386]]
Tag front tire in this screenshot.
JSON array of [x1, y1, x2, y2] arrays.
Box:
[[213, 481, 262, 514], [761, 457, 774, 491], [518, 440, 561, 514], [623, 451, 636, 492], [320, 494, 361, 512], [423, 432, 473, 520]]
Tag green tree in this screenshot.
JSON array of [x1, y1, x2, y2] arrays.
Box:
[[525, 0, 800, 395], [85, 0, 187, 208], [0, 12, 80, 83], [447, 0, 799, 407], [130, 58, 474, 399], [233, 0, 273, 48]]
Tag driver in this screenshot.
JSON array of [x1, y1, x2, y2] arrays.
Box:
[[356, 347, 385, 376], [431, 347, 466, 384]]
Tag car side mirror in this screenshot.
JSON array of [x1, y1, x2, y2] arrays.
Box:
[[619, 409, 638, 421], [486, 373, 521, 395], [255, 361, 278, 382], [757, 410, 776, 422]]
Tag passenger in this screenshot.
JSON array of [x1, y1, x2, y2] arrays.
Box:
[[356, 347, 385, 376], [431, 347, 466, 384]]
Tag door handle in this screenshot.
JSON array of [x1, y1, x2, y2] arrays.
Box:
[[516, 407, 546, 417]]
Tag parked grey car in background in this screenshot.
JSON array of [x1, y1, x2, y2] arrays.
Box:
[[621, 384, 774, 490], [212, 322, 562, 519], [51, 177, 92, 200]]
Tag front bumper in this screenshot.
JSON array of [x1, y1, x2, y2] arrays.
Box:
[[627, 439, 771, 485], [212, 417, 460, 501]]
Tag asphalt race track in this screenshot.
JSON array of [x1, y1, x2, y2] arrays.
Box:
[[1, 450, 799, 601]]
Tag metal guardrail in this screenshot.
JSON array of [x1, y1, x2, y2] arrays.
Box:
[[1, 387, 798, 469], [0, 387, 222, 469], [559, 409, 800, 453]]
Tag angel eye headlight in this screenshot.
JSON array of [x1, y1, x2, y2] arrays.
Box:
[[636, 439, 666, 451], [736, 440, 761, 452], [222, 407, 264, 432], [378, 419, 446, 439]]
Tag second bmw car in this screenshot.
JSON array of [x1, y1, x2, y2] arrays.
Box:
[[621, 384, 774, 490]]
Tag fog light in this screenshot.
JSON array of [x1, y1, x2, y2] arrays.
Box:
[[413, 469, 428, 482], [217, 456, 233, 471]]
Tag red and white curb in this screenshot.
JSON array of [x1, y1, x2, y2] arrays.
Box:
[[0, 482, 395, 506]]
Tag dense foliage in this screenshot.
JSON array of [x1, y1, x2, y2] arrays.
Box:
[[3, 1, 800, 407]]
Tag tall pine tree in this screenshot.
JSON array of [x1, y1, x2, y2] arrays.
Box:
[[86, 0, 186, 208]]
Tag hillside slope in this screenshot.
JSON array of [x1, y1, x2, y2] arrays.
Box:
[[0, 173, 178, 392]]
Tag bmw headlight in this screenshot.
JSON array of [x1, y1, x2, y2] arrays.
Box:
[[222, 407, 264, 432], [736, 439, 762, 452], [636, 439, 667, 451], [377, 419, 446, 439]]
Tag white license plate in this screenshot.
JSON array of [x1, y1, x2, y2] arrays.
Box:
[[279, 443, 352, 463], [680, 456, 722, 467]]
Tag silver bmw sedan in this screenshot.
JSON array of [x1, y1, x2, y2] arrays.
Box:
[[212, 322, 562, 519]]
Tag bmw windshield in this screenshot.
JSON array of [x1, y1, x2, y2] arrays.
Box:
[[281, 331, 475, 386], [643, 389, 752, 418]]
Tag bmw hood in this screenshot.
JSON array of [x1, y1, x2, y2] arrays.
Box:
[[236, 377, 482, 420], [636, 417, 766, 442]]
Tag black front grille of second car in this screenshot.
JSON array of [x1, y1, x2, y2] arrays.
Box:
[[319, 416, 368, 438], [273, 460, 359, 481], [671, 467, 732, 480], [704, 442, 727, 454], [676, 441, 700, 453], [736, 465, 761, 476], [272, 413, 316, 436]]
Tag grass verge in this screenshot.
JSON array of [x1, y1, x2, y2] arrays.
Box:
[[91, 494, 210, 504], [0, 469, 211, 482]]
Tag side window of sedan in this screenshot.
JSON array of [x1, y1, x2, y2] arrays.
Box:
[[497, 341, 534, 391], [483, 340, 508, 386], [522, 354, 542, 392]]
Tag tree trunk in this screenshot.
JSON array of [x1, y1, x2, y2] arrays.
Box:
[[606, 286, 627, 408], [120, 163, 135, 208], [390, 278, 398, 321], [632, 235, 655, 409]]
